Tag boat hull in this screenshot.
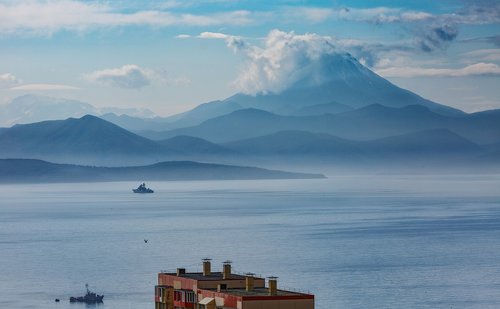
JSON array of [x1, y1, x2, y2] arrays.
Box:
[[69, 295, 104, 303], [132, 189, 154, 193]]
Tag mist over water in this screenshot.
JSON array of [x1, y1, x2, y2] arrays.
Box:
[[1, 175, 500, 309]]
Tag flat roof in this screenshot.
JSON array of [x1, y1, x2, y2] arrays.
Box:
[[202, 287, 313, 297], [160, 272, 264, 281]]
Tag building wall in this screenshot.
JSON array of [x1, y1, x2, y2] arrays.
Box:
[[159, 275, 198, 291], [196, 289, 314, 309], [155, 285, 174, 309], [242, 298, 314, 309]]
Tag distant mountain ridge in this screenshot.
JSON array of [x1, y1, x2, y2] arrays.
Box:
[[223, 129, 483, 160], [140, 104, 500, 145], [363, 128, 482, 155], [290, 101, 354, 116], [158, 135, 235, 156], [0, 159, 325, 183]]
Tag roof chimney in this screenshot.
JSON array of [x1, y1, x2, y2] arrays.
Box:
[[202, 258, 212, 277], [176, 268, 186, 276], [222, 260, 232, 279], [268, 276, 278, 296], [245, 273, 255, 292]]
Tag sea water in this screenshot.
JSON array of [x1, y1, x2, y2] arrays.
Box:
[[1, 174, 500, 309]]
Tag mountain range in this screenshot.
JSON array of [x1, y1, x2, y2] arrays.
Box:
[[139, 104, 500, 145], [1, 52, 499, 175], [0, 112, 497, 169]]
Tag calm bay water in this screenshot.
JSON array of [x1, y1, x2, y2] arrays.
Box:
[[1, 174, 500, 309]]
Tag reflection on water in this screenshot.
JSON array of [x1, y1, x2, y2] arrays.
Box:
[[1, 175, 500, 308]]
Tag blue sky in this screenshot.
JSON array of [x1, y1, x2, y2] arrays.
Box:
[[0, 0, 499, 115]]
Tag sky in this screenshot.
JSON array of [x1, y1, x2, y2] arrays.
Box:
[[0, 0, 499, 115]]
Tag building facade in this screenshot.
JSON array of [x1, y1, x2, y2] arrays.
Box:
[[155, 259, 314, 309]]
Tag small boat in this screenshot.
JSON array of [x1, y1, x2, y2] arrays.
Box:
[[69, 284, 104, 304], [133, 183, 154, 194]]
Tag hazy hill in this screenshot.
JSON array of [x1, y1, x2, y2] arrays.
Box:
[[100, 113, 174, 132], [478, 150, 500, 163], [163, 100, 244, 128], [464, 109, 500, 145], [361, 129, 482, 156], [141, 109, 286, 142], [221, 129, 482, 162], [224, 131, 363, 157], [0, 115, 170, 165], [290, 101, 354, 116], [0, 115, 235, 166], [158, 135, 236, 155], [140, 104, 500, 144], [0, 159, 325, 183]]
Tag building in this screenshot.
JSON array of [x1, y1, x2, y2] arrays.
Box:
[[155, 259, 314, 309]]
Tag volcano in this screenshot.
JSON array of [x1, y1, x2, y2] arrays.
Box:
[[166, 52, 463, 128]]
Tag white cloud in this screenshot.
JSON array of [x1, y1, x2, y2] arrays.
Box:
[[232, 29, 345, 95], [0, 73, 20, 84], [335, 7, 411, 23], [226, 29, 500, 95], [283, 6, 434, 24], [454, 1, 500, 25], [287, 7, 335, 23], [1, 1, 497, 37], [376, 63, 500, 77], [198, 32, 231, 39], [9, 84, 80, 90], [400, 11, 434, 22], [195, 31, 246, 52], [282, 4, 499, 25], [1, 73, 79, 91], [85, 65, 153, 89], [175, 34, 191, 39], [85, 64, 191, 89], [160, 0, 241, 9], [462, 49, 500, 62], [0, 1, 253, 35], [0, 73, 21, 88]]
